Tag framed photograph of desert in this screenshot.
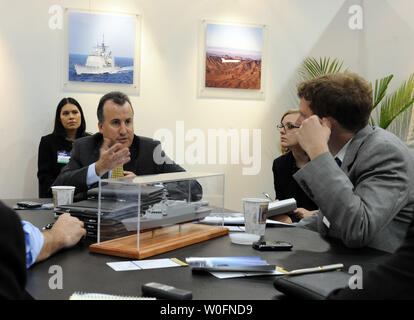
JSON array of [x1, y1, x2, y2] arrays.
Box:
[[198, 20, 267, 100], [61, 8, 141, 95]]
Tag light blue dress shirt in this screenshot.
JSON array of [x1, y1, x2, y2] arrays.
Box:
[[22, 221, 44, 268], [87, 163, 100, 185], [87, 162, 115, 185]]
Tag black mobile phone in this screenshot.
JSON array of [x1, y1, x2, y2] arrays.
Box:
[[17, 201, 42, 208], [142, 282, 193, 300], [252, 240, 293, 251]]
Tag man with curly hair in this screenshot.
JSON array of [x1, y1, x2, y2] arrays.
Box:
[[293, 72, 414, 253]]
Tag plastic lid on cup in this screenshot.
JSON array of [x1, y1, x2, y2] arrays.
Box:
[[51, 186, 76, 190], [229, 233, 260, 245], [242, 198, 270, 203]]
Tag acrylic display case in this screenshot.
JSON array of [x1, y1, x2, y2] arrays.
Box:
[[89, 172, 227, 259]]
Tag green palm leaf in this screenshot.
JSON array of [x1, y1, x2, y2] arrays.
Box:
[[372, 75, 393, 110], [370, 75, 393, 126], [376, 73, 414, 130], [299, 57, 344, 81]]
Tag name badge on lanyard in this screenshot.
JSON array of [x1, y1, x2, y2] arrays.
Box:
[[57, 151, 71, 164]]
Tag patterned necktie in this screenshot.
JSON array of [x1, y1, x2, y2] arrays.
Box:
[[111, 165, 124, 178], [335, 157, 342, 167]]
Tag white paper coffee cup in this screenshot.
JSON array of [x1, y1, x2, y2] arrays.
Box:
[[52, 186, 75, 210], [242, 198, 270, 236]]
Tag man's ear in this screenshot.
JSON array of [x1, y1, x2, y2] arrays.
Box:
[[98, 122, 103, 134], [294, 114, 303, 127], [322, 117, 333, 129]]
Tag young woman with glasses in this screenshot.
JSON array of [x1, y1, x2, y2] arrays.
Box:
[[272, 109, 317, 223]]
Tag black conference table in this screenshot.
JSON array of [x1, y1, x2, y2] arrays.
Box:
[[9, 199, 390, 300]]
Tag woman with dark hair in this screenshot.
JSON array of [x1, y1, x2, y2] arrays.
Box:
[[37, 98, 89, 198], [272, 109, 317, 223]]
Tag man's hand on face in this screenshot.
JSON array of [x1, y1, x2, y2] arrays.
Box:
[[95, 138, 131, 177], [296, 115, 331, 160]]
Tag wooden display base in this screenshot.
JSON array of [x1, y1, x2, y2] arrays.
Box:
[[89, 223, 229, 260]]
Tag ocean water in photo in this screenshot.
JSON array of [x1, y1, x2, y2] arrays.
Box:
[[69, 54, 134, 84]]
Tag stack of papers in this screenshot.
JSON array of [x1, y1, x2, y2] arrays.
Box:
[[107, 258, 187, 271], [186, 256, 285, 279]]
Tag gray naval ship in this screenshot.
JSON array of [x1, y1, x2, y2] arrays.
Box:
[[122, 199, 211, 232], [74, 35, 125, 75]]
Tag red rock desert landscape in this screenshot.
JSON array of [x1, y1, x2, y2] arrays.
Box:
[[205, 54, 261, 90]]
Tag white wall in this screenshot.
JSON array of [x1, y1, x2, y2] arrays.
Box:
[[362, 0, 414, 87], [0, 0, 413, 211]]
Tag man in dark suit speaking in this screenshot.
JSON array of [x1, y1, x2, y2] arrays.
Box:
[[53, 91, 200, 200]]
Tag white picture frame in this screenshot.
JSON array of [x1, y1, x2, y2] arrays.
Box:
[[197, 20, 267, 100], [61, 8, 141, 95]]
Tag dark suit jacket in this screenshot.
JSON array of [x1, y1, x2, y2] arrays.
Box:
[[328, 211, 414, 299], [37, 133, 79, 198], [53, 133, 201, 200], [272, 152, 317, 222], [0, 202, 27, 299]]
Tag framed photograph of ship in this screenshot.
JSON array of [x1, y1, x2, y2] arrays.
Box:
[[62, 9, 141, 95], [198, 20, 267, 100]]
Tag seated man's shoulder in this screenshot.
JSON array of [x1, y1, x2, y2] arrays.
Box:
[[0, 201, 17, 218], [74, 132, 101, 146], [355, 127, 414, 171], [364, 127, 411, 154], [136, 135, 160, 147], [0, 202, 22, 233]]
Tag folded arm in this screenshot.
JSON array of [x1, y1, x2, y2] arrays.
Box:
[[294, 149, 410, 248]]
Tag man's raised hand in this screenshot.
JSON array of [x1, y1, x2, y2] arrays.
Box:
[[95, 138, 131, 177]]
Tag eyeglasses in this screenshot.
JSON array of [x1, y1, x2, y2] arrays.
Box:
[[277, 124, 300, 131]]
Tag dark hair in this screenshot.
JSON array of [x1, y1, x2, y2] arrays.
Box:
[[53, 97, 86, 138], [97, 91, 133, 123], [297, 72, 373, 131]]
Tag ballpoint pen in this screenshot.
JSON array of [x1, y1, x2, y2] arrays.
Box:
[[262, 192, 273, 201], [287, 263, 344, 275], [42, 222, 55, 230]]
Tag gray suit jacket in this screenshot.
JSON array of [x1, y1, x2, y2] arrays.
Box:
[[294, 126, 414, 253]]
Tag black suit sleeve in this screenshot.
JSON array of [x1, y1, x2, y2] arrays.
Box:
[[272, 158, 284, 200], [37, 136, 56, 198], [0, 202, 27, 300], [327, 215, 414, 299], [52, 140, 90, 196]]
